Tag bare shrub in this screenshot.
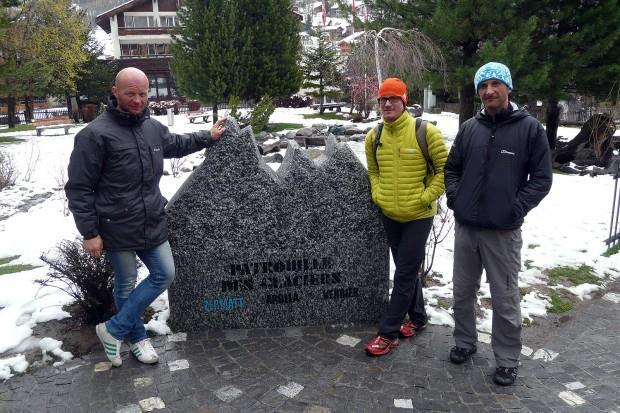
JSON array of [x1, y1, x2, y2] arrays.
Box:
[[54, 165, 69, 216], [169, 157, 187, 178], [0, 150, 18, 190], [421, 197, 454, 286], [38, 239, 115, 324], [23, 136, 40, 182], [346, 28, 446, 90]]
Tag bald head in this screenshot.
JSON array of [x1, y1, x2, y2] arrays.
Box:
[[112, 67, 149, 115], [115, 67, 148, 88]]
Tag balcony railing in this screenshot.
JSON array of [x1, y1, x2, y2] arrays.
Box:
[[118, 27, 174, 36]]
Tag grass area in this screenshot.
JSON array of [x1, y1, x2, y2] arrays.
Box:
[[0, 255, 20, 265], [544, 264, 601, 286], [527, 243, 539, 249], [0, 124, 34, 135], [518, 287, 530, 299], [547, 292, 574, 313], [0, 136, 25, 143], [602, 244, 620, 257], [0, 264, 39, 275], [552, 168, 572, 175], [303, 112, 347, 121], [522, 318, 537, 327], [265, 123, 304, 133], [0, 255, 40, 275], [523, 259, 536, 270], [435, 296, 451, 310]]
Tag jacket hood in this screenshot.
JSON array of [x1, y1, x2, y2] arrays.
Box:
[[107, 95, 150, 126], [475, 101, 529, 126]]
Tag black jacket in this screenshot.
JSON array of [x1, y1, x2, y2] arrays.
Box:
[[65, 97, 215, 250], [444, 103, 552, 230]]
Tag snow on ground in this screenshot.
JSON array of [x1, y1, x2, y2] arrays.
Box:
[[0, 107, 618, 380]]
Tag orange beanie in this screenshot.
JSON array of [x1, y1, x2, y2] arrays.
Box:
[[378, 78, 408, 105]]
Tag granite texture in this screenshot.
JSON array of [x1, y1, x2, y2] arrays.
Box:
[[166, 118, 389, 330]]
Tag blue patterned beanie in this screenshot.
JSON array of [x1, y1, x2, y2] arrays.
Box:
[[474, 62, 513, 91]]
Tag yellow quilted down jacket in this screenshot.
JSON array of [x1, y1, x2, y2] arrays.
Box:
[[365, 111, 448, 223]]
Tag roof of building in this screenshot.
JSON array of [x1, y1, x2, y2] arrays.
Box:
[[96, 0, 151, 33]]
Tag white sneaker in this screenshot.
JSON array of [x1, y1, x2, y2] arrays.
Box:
[[95, 323, 122, 367], [130, 338, 159, 364]]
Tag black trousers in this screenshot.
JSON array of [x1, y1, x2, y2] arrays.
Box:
[[378, 215, 433, 340]]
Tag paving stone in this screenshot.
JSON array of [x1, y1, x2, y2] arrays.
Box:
[[1, 280, 618, 413], [215, 385, 243, 403], [139, 396, 166, 411]]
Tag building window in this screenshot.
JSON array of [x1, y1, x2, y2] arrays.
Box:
[[121, 43, 171, 57], [160, 15, 176, 27], [124, 15, 155, 28], [149, 77, 170, 99]]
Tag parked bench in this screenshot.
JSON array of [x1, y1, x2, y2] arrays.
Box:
[[187, 111, 211, 123], [310, 103, 346, 112], [34, 116, 75, 136]]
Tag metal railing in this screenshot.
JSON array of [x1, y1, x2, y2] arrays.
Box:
[[0, 108, 70, 125], [606, 161, 620, 247]]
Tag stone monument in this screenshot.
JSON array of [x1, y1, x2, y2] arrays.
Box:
[[166, 118, 389, 330]]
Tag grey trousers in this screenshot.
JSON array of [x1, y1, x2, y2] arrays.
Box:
[[452, 222, 523, 368]]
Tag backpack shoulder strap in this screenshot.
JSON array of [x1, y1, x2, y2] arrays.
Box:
[[415, 117, 433, 174], [372, 122, 383, 168]]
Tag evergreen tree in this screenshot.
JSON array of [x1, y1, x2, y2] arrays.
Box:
[[172, 0, 301, 115], [75, 30, 117, 106], [171, 0, 250, 120], [367, 0, 536, 125], [301, 33, 342, 114], [239, 0, 302, 100], [519, 0, 620, 148]]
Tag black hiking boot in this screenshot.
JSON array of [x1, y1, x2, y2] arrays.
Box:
[[449, 345, 477, 364]]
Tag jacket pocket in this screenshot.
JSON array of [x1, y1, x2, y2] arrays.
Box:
[[150, 144, 164, 178]]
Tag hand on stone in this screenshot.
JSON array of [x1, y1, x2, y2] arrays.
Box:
[[211, 117, 226, 140], [83, 235, 103, 258]]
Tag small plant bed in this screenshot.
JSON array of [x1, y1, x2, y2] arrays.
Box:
[[0, 255, 39, 275], [266, 123, 304, 133], [544, 264, 601, 286], [303, 112, 347, 121]]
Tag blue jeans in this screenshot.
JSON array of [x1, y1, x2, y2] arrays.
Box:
[[105, 241, 175, 344]]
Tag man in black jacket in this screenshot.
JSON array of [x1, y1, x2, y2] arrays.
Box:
[[444, 62, 552, 385], [65, 67, 225, 367]]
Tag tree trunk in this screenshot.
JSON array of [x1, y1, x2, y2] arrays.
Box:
[[75, 92, 83, 122], [7, 95, 16, 129], [552, 113, 616, 167], [212, 102, 218, 124], [458, 81, 475, 126], [65, 91, 74, 121], [545, 96, 560, 149], [24, 96, 33, 123]]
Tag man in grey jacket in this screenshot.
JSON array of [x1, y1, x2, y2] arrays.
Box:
[[65, 67, 225, 367], [444, 62, 552, 385]]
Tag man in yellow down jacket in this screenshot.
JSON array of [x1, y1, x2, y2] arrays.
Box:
[[364, 78, 448, 356]]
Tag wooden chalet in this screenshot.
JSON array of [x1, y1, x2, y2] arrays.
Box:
[[96, 0, 180, 100]]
